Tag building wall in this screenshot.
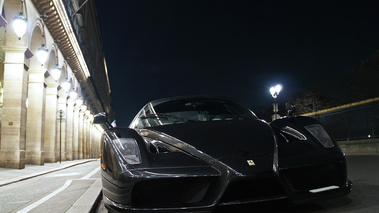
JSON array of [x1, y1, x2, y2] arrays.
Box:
[[0, 0, 112, 168]]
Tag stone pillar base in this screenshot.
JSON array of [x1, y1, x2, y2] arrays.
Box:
[[44, 152, 57, 163], [59, 151, 66, 161], [25, 151, 44, 165], [0, 150, 25, 169], [65, 154, 73, 161]]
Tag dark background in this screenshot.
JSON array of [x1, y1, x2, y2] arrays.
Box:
[[96, 0, 379, 126]]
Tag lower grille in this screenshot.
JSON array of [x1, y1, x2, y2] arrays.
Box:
[[220, 176, 287, 204], [281, 163, 345, 191], [131, 177, 212, 208]]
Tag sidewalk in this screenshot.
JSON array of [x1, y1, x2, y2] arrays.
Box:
[[0, 159, 96, 187], [0, 159, 102, 213]]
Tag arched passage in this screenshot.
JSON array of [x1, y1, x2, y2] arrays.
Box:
[[44, 47, 59, 163], [57, 65, 69, 161], [25, 23, 47, 165], [0, 0, 29, 169]]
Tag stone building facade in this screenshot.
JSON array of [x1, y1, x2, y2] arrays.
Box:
[[0, 0, 113, 169]]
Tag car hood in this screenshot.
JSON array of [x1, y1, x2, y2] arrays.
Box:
[[147, 119, 276, 174]]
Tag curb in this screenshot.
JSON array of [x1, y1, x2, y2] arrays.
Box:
[[90, 189, 103, 213], [67, 179, 103, 213]]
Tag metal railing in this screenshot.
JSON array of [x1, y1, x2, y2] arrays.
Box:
[[302, 98, 379, 141]]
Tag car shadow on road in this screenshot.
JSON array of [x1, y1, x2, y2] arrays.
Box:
[[215, 181, 379, 213], [311, 181, 379, 213], [95, 181, 377, 213], [214, 197, 351, 213]]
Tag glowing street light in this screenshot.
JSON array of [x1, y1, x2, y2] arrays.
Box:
[[50, 65, 62, 81], [13, 14, 27, 39], [75, 98, 83, 108], [36, 44, 48, 65], [270, 84, 282, 121], [61, 80, 71, 91], [270, 84, 282, 99], [13, 0, 27, 39], [69, 90, 78, 100]]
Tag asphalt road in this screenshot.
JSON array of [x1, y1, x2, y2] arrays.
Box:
[[0, 160, 101, 213], [96, 155, 379, 213]]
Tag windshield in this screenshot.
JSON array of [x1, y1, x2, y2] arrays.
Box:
[[130, 97, 257, 128]]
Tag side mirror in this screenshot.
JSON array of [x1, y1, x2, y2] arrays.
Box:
[[94, 112, 108, 124], [94, 112, 112, 129]]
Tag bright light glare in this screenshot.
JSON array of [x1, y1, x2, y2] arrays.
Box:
[[50, 66, 61, 80], [270, 87, 276, 96], [69, 91, 77, 99], [275, 84, 282, 94], [61, 81, 71, 91], [13, 15, 27, 39], [36, 45, 49, 65], [270, 84, 282, 98], [75, 98, 83, 107]]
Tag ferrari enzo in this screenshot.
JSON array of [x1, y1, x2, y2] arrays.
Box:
[[94, 96, 352, 212]]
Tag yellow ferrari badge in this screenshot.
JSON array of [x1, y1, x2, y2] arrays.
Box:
[[247, 160, 255, 166]]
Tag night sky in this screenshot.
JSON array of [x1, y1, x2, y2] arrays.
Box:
[[96, 0, 379, 126]]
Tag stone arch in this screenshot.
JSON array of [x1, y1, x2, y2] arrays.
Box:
[[77, 86, 86, 105], [29, 20, 45, 69], [0, 0, 31, 169], [70, 75, 80, 96], [0, 2, 6, 48], [43, 45, 60, 163], [49, 43, 60, 65], [60, 61, 69, 80], [25, 23, 47, 165], [45, 46, 59, 86], [57, 65, 69, 97]]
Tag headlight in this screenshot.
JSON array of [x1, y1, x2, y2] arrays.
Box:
[[305, 124, 334, 148], [113, 138, 142, 164]]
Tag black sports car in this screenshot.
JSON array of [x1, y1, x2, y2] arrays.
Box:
[[94, 96, 352, 212]]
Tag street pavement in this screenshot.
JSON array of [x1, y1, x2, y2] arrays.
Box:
[[0, 159, 102, 213], [95, 154, 379, 213], [1, 154, 379, 213]]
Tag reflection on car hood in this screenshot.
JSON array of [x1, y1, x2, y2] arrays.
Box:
[[147, 120, 276, 173]]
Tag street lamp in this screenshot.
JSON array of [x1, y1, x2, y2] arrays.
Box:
[[270, 84, 282, 121], [50, 65, 61, 81], [75, 98, 83, 108], [61, 80, 71, 91], [57, 109, 65, 164], [270, 84, 282, 99], [36, 44, 48, 65], [69, 90, 77, 100], [13, 14, 27, 39], [13, 0, 27, 39]]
